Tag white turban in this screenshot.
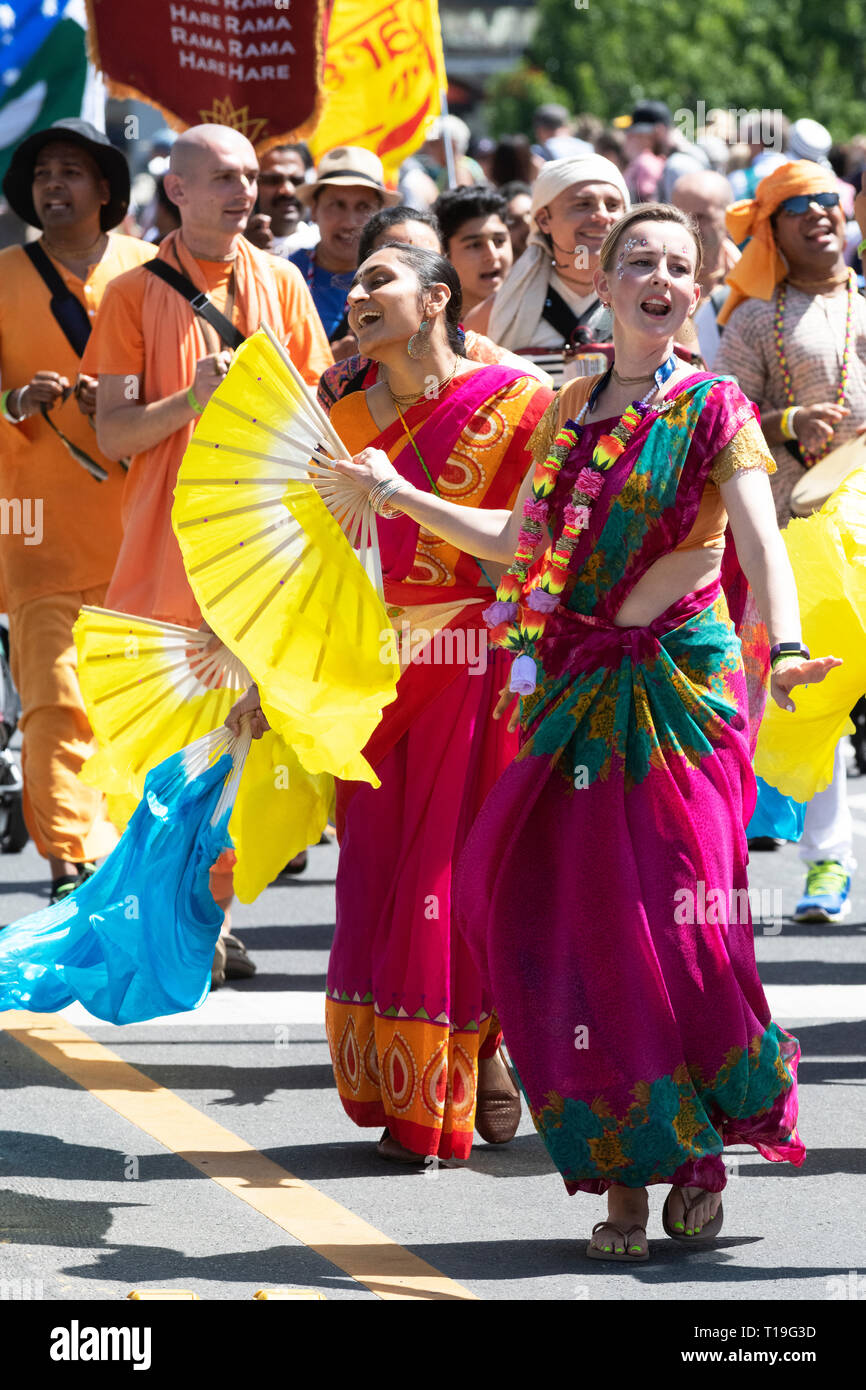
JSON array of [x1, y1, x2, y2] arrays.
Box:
[[488, 155, 630, 349]]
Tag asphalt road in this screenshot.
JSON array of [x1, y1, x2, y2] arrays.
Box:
[[1, 755, 865, 1307]]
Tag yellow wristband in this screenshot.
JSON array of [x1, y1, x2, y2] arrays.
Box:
[[186, 385, 203, 416], [780, 406, 799, 441]]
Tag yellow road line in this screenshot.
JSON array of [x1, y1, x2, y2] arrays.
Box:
[[2, 1012, 477, 1302]]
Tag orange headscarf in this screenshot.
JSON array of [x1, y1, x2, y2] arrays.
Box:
[[717, 160, 839, 325]]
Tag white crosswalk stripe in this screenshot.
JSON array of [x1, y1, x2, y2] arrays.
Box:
[[58, 982, 866, 1032]]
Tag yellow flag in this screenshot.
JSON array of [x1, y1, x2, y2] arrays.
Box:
[[311, 0, 447, 180]]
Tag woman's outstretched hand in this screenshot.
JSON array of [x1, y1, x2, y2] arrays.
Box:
[[225, 684, 270, 739], [331, 447, 401, 493], [770, 655, 842, 713]]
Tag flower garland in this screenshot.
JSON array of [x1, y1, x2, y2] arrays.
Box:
[[483, 362, 674, 695], [773, 269, 855, 468]]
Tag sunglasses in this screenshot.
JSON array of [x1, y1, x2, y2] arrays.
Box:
[[776, 191, 840, 216]]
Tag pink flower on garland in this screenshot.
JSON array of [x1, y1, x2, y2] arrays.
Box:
[[524, 499, 549, 523], [576, 468, 603, 498], [563, 503, 591, 530]]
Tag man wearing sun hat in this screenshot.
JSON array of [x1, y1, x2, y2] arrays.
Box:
[[0, 118, 156, 903], [289, 146, 399, 355]]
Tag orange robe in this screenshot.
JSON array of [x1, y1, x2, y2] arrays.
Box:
[[83, 230, 333, 628], [0, 233, 156, 862]]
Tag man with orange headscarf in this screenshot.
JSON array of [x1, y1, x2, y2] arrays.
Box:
[[716, 160, 866, 524], [84, 124, 333, 981], [716, 159, 865, 924]]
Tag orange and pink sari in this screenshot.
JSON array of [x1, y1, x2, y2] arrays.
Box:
[[325, 365, 551, 1160]]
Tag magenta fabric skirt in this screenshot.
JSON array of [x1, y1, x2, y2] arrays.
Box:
[[455, 595, 804, 1193]]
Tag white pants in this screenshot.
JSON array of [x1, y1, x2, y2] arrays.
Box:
[[798, 741, 855, 870]]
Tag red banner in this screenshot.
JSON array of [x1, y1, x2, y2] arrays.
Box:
[[85, 0, 324, 148]]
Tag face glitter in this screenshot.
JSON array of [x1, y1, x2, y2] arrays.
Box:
[[616, 236, 648, 278]]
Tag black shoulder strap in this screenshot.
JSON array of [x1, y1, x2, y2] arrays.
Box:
[[23, 242, 92, 358], [144, 259, 245, 350], [541, 286, 580, 341], [541, 288, 610, 347]]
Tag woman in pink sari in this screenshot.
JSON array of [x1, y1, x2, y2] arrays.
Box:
[[232, 245, 551, 1163], [333, 206, 840, 1258]]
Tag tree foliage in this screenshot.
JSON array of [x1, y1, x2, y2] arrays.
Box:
[[489, 0, 866, 141], [483, 66, 573, 141]]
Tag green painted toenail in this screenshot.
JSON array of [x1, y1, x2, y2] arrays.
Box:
[[603, 1244, 612, 1252], [695, 1226, 702, 1233], [673, 1221, 684, 1230], [629, 1245, 642, 1252]]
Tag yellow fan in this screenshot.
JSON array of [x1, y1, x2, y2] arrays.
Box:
[[74, 607, 332, 902], [755, 467, 866, 802], [172, 326, 399, 782]]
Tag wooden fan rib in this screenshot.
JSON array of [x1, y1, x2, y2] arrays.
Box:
[[206, 528, 308, 610], [84, 645, 185, 667], [234, 352, 320, 424], [78, 607, 198, 639], [367, 509, 385, 601], [210, 391, 334, 460], [186, 438, 336, 478], [177, 474, 292, 489], [99, 682, 185, 741], [88, 655, 196, 706], [176, 497, 285, 530], [232, 543, 314, 641], [311, 569, 343, 683], [187, 516, 303, 578], [261, 323, 348, 459]]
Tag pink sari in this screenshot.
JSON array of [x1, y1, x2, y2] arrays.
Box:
[[325, 366, 552, 1160], [456, 374, 805, 1193]]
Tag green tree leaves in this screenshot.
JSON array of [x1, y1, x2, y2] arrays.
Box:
[[487, 0, 866, 141]]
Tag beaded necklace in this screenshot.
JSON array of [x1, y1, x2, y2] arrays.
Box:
[[773, 269, 855, 467], [483, 355, 677, 695]]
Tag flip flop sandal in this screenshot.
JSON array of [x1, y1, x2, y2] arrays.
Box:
[[662, 1190, 724, 1245], [586, 1221, 649, 1262]]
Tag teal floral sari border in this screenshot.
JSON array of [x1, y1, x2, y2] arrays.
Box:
[[530, 1022, 798, 1188]]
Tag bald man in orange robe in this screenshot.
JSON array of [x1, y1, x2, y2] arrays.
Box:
[[85, 125, 332, 979]]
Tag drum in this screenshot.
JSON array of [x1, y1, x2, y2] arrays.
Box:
[[790, 433, 866, 517]]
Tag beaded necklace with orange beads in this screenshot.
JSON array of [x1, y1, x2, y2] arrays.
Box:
[[482, 355, 677, 696]]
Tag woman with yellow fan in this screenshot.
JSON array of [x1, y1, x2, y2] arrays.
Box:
[[224, 244, 552, 1164]]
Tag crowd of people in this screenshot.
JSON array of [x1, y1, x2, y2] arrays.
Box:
[[1, 92, 864, 1261]]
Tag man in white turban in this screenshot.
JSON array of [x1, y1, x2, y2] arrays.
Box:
[[467, 155, 630, 380]]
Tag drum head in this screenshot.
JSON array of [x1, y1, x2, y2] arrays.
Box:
[[790, 433, 866, 517]]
